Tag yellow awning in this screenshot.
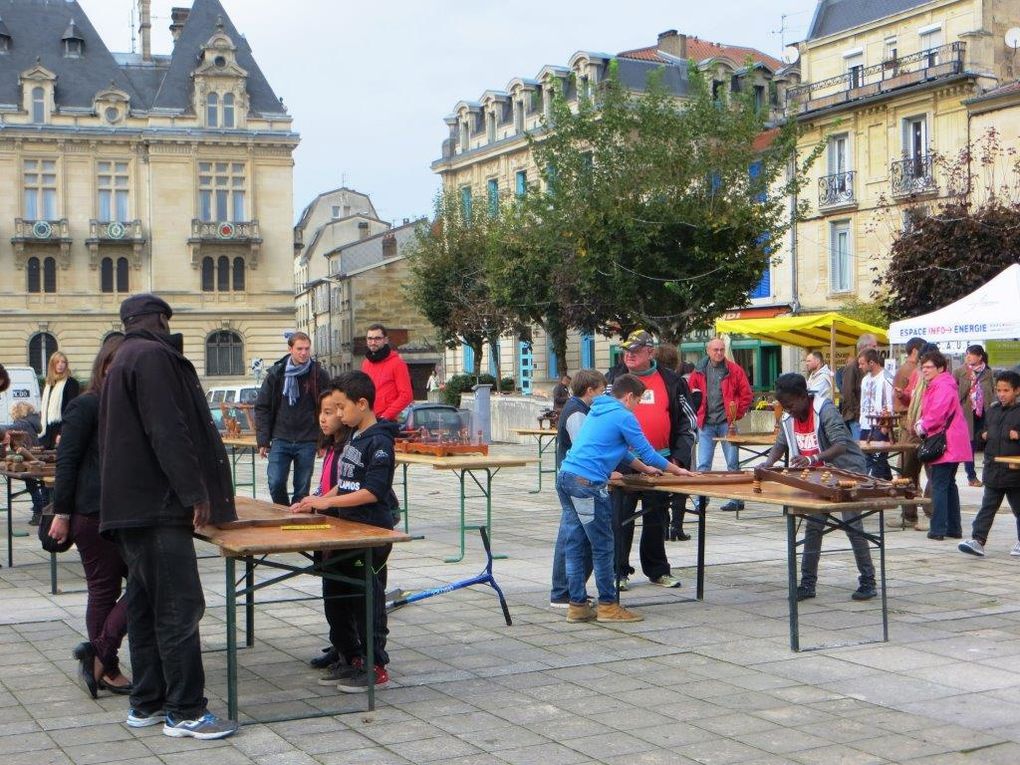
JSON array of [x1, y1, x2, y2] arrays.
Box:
[[714, 312, 888, 350]]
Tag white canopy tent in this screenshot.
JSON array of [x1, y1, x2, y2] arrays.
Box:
[[888, 264, 1020, 344]]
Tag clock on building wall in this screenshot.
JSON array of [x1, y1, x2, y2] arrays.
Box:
[[32, 220, 52, 239], [217, 221, 236, 238], [106, 221, 125, 239]]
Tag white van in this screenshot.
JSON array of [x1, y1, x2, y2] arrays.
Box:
[[206, 385, 259, 406], [0, 365, 42, 428]]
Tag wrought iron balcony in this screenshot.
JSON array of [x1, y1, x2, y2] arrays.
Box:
[[787, 42, 966, 115], [818, 171, 856, 209], [891, 155, 937, 197]]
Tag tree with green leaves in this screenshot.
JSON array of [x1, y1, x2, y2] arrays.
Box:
[[506, 60, 815, 361], [404, 193, 520, 388]]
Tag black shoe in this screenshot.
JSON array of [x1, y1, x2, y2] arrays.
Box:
[[669, 528, 691, 542], [29, 511, 41, 526], [720, 501, 743, 512], [99, 677, 134, 695], [796, 585, 815, 601], [72, 642, 98, 699], [852, 585, 877, 601], [310, 646, 339, 669], [947, 533, 963, 539], [927, 532, 945, 540]]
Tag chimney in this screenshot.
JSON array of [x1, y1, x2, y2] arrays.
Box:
[[657, 29, 688, 60], [169, 7, 190, 43], [138, 0, 151, 61]]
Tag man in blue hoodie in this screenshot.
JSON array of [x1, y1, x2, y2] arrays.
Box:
[[557, 374, 694, 624]]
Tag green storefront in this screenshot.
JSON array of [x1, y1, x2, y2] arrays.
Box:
[[680, 329, 781, 393]]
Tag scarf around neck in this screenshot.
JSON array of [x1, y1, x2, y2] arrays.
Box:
[[39, 377, 67, 437], [283, 358, 311, 406], [365, 344, 392, 364]]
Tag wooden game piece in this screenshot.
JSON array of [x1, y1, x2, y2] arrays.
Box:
[[838, 479, 857, 489], [752, 479, 762, 493]]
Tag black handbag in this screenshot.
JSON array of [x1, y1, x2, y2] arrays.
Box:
[[38, 504, 74, 554], [917, 411, 954, 463]]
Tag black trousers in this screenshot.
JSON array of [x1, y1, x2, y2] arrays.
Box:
[[612, 488, 671, 580], [115, 526, 207, 719], [321, 544, 391, 667], [972, 486, 1020, 544]]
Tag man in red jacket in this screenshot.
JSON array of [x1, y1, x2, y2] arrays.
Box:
[[360, 324, 414, 421], [688, 337, 753, 511]]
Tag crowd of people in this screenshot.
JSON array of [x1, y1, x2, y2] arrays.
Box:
[[4, 305, 1018, 733]]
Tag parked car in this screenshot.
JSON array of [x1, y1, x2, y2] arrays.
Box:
[[396, 403, 465, 439], [0, 366, 41, 428], [207, 385, 258, 405]]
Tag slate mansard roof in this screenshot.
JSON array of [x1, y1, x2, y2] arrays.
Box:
[[806, 0, 934, 41], [0, 0, 287, 117]]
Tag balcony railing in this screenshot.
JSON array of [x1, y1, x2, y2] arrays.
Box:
[[818, 171, 856, 208], [12, 217, 70, 241], [891, 155, 937, 196], [787, 42, 965, 114], [190, 219, 261, 242], [88, 219, 145, 242]]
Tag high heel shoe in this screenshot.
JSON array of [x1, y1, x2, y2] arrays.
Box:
[[72, 642, 98, 699]]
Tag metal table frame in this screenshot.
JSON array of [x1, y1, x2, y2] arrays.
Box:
[[512, 429, 558, 493], [221, 439, 258, 498], [2, 472, 60, 593]]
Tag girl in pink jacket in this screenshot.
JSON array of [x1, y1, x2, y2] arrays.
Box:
[[917, 350, 972, 540]]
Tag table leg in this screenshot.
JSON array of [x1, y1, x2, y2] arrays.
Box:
[[225, 556, 238, 721], [879, 511, 889, 642], [50, 552, 58, 594], [245, 557, 255, 648], [528, 436, 543, 493], [444, 470, 468, 563], [6, 477, 12, 568], [696, 498, 706, 600], [401, 463, 410, 534], [786, 510, 800, 652], [365, 546, 375, 712], [484, 468, 507, 560]]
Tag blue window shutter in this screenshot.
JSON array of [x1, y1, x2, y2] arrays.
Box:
[[460, 187, 473, 222], [463, 344, 475, 372], [487, 179, 499, 217], [580, 333, 595, 368], [515, 170, 527, 197], [750, 267, 770, 298], [547, 337, 558, 379]]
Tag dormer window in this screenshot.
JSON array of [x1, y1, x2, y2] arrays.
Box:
[[222, 93, 234, 127], [206, 92, 219, 127], [31, 87, 45, 123], [0, 16, 10, 54], [62, 20, 84, 58]]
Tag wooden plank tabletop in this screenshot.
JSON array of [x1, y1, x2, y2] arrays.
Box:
[[222, 436, 258, 448], [994, 456, 1020, 466], [713, 434, 917, 455], [511, 428, 558, 437], [396, 453, 533, 470], [613, 475, 929, 514], [195, 496, 410, 557], [713, 433, 777, 446]]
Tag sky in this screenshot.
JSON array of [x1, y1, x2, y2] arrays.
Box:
[[83, 0, 819, 225]]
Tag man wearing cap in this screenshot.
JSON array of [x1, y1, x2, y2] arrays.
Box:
[[99, 294, 238, 739], [688, 337, 753, 512], [607, 330, 697, 590]]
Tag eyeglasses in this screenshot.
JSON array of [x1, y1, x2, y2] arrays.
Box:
[[366, 335, 386, 343]]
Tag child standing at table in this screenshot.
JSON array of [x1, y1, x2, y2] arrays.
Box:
[[556, 374, 693, 624], [959, 371, 1020, 557], [291, 371, 399, 692]]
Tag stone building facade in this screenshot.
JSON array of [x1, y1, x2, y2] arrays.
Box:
[[431, 30, 799, 394], [0, 0, 298, 386]]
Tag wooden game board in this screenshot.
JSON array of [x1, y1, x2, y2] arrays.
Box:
[[753, 465, 916, 502], [617, 471, 752, 488], [395, 440, 488, 457]]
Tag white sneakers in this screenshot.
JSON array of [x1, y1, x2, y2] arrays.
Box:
[[958, 539, 1020, 557]]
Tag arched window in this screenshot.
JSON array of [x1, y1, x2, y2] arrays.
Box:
[[31, 87, 45, 123], [206, 92, 219, 127], [232, 257, 245, 291], [217, 255, 230, 291], [43, 257, 56, 293], [100, 257, 113, 292], [201, 257, 214, 291], [116, 257, 129, 292], [206, 330, 243, 376], [222, 93, 235, 128], [27, 257, 40, 293], [28, 332, 58, 376]]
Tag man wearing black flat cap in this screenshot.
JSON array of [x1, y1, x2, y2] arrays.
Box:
[[99, 293, 238, 739]]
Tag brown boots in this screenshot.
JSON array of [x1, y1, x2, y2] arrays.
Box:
[[565, 601, 643, 623]]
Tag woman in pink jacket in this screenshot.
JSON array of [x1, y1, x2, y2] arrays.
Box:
[[917, 350, 972, 540]]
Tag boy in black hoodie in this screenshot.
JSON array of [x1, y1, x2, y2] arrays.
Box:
[[291, 371, 397, 692], [960, 370, 1020, 557]]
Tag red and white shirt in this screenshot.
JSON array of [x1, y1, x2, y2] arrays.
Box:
[[792, 408, 821, 460]]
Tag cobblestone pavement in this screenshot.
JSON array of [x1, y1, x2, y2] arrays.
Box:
[[3, 445, 1020, 764]]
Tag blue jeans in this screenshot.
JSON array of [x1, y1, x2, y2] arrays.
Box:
[[697, 422, 738, 472], [930, 462, 962, 537], [556, 471, 616, 604], [267, 439, 317, 506], [846, 420, 861, 440], [550, 519, 592, 602], [861, 429, 892, 480]]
